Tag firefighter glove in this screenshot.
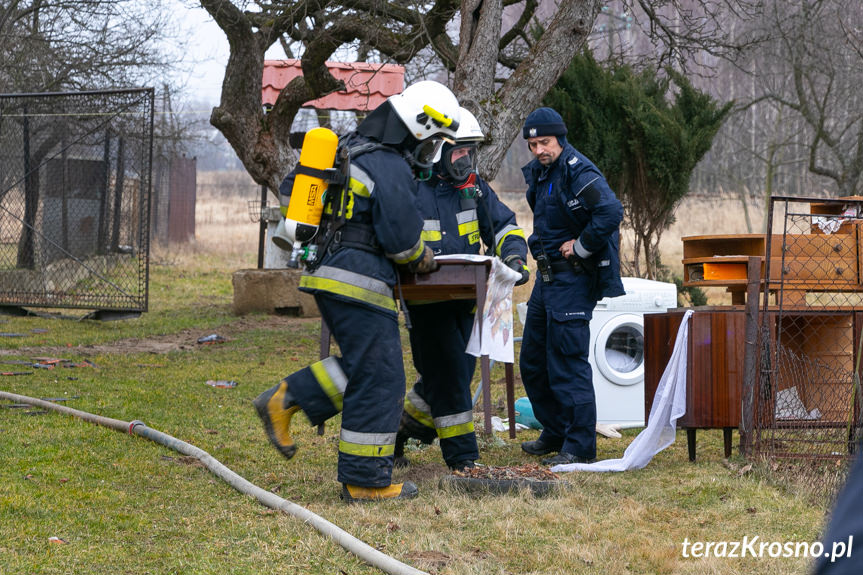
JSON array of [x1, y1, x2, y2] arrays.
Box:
[[409, 245, 439, 274], [505, 256, 530, 286]]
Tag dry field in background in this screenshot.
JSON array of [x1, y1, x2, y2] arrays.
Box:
[[193, 171, 765, 305]]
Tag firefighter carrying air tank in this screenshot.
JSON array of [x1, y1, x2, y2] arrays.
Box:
[[253, 80, 462, 503]]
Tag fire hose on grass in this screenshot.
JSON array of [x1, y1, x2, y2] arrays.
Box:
[[0, 390, 428, 575]]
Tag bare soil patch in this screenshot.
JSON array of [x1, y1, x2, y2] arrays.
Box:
[[0, 315, 318, 357]]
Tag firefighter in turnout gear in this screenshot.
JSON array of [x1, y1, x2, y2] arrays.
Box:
[[253, 81, 461, 502], [394, 108, 529, 471]]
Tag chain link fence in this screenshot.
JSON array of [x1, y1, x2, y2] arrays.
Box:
[[0, 89, 153, 314], [751, 196, 863, 492]]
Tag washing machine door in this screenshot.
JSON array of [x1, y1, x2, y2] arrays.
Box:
[[594, 313, 644, 387]]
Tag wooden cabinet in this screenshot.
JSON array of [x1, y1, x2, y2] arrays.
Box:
[[644, 309, 745, 460], [682, 228, 863, 304], [644, 308, 861, 460], [683, 234, 767, 287], [681, 197, 863, 304]]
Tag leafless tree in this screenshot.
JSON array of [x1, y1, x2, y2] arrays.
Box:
[[0, 0, 178, 93], [1, 0, 186, 199], [200, 0, 756, 193], [1, 1, 186, 266], [690, 0, 863, 209], [760, 0, 863, 197]]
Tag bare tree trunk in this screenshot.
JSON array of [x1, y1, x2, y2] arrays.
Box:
[[455, 0, 602, 181], [453, 0, 503, 102], [631, 232, 643, 277], [203, 0, 293, 192]]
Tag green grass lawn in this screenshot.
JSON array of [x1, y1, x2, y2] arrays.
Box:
[[0, 252, 838, 574]]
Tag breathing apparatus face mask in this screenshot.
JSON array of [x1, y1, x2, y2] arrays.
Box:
[[408, 137, 445, 181], [441, 143, 478, 186]]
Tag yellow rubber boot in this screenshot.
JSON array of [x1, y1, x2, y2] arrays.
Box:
[[341, 481, 419, 503], [252, 380, 301, 460]]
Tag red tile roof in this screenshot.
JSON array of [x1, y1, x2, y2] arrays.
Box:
[[262, 60, 405, 111]]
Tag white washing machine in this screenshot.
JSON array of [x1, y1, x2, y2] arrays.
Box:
[[591, 277, 677, 428]]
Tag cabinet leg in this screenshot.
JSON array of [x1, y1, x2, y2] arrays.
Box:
[[687, 429, 696, 462], [723, 428, 733, 458]]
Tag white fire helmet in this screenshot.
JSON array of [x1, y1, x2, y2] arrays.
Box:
[[454, 107, 484, 143], [388, 80, 461, 142]]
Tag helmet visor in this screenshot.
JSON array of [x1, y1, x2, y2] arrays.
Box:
[[442, 143, 477, 185], [412, 138, 445, 170]]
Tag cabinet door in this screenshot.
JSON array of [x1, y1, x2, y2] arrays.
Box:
[[644, 312, 685, 425], [644, 310, 745, 429], [686, 312, 745, 428]]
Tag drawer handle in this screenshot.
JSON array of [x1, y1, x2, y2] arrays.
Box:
[[834, 244, 842, 253], [836, 267, 844, 275]]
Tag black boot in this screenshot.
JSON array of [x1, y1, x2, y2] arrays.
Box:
[[449, 459, 476, 472], [393, 431, 410, 468], [521, 437, 562, 456], [392, 411, 437, 468]]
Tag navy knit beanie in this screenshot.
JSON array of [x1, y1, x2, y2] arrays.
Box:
[[522, 107, 567, 139]]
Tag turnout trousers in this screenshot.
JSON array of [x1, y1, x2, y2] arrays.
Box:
[[285, 294, 405, 487], [519, 271, 597, 460], [405, 300, 479, 467]]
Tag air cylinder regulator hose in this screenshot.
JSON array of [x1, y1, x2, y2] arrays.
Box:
[[0, 390, 429, 575]]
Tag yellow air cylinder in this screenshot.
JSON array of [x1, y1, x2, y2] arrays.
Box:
[[283, 127, 339, 245]]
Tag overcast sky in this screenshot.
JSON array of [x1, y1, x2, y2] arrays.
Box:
[[170, 1, 229, 105], [169, 1, 288, 106]]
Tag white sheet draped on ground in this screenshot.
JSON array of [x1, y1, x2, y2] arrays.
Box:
[[551, 309, 693, 473], [435, 255, 521, 364]]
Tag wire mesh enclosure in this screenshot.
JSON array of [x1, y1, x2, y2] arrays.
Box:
[[753, 196, 863, 467], [0, 89, 153, 313]]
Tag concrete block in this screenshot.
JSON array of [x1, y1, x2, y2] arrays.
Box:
[[232, 268, 319, 317]]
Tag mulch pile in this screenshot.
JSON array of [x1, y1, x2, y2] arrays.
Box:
[[452, 463, 560, 481]]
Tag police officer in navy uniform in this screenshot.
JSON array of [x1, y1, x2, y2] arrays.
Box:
[[394, 108, 530, 471], [518, 107, 624, 466], [252, 81, 461, 502]]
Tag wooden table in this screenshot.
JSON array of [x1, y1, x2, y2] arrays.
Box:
[[319, 258, 517, 438]]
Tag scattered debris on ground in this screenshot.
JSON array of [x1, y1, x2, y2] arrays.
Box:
[[2, 358, 98, 370], [205, 379, 237, 388], [452, 463, 560, 481]]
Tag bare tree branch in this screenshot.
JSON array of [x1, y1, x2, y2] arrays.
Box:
[[199, 0, 764, 190]]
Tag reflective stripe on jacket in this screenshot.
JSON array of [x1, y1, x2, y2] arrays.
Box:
[[415, 173, 527, 261], [292, 133, 427, 314]]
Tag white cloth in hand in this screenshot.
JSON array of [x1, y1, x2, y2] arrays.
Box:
[[552, 309, 693, 473], [466, 257, 521, 363]]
